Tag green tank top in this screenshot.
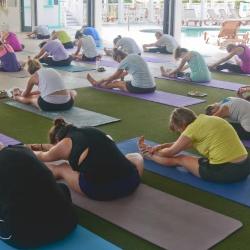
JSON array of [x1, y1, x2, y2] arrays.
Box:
[[188, 51, 211, 82]]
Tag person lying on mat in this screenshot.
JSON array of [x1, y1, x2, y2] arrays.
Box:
[[104, 35, 141, 56], [35, 39, 72, 66], [12, 58, 77, 111], [237, 86, 250, 101], [160, 47, 211, 83], [209, 44, 250, 74], [87, 48, 156, 94], [27, 25, 50, 40], [0, 145, 77, 249], [206, 97, 250, 140], [0, 41, 21, 72], [30, 118, 144, 201], [51, 30, 74, 49], [0, 31, 24, 52], [143, 32, 178, 54], [138, 107, 250, 183], [73, 31, 99, 62]]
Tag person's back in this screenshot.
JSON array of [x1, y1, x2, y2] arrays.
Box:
[[116, 37, 141, 55], [57, 30, 71, 44], [37, 68, 66, 97], [35, 25, 50, 36], [188, 51, 211, 82], [0, 146, 77, 249], [0, 44, 20, 72], [5, 32, 23, 52], [82, 27, 101, 46], [118, 54, 155, 88], [156, 34, 178, 53], [43, 39, 69, 61], [182, 114, 247, 164], [237, 45, 250, 73], [80, 35, 98, 58]]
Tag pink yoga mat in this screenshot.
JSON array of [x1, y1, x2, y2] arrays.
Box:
[[92, 87, 205, 107], [156, 76, 244, 91]]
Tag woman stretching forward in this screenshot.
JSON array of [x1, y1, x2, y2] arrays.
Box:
[[139, 108, 249, 183]]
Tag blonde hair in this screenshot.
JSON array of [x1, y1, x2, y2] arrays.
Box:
[[169, 108, 197, 132], [27, 57, 41, 75], [174, 47, 188, 60]]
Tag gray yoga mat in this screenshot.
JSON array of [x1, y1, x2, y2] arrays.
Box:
[[5, 101, 120, 127], [69, 184, 242, 250]]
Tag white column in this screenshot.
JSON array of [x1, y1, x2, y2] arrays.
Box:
[[200, 0, 206, 25], [174, 0, 182, 44], [147, 0, 154, 23], [118, 0, 124, 24], [95, 0, 102, 33]]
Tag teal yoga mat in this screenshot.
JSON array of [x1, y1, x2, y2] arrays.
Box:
[[5, 101, 120, 127], [0, 225, 121, 250]]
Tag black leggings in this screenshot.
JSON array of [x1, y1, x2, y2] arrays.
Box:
[[37, 34, 50, 39], [216, 63, 245, 74], [39, 56, 73, 66], [63, 42, 74, 49], [148, 47, 172, 54], [230, 122, 250, 140]]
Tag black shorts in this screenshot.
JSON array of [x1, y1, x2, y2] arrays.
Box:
[[37, 34, 50, 39], [199, 157, 250, 183], [39, 56, 73, 66], [63, 41, 74, 49], [38, 96, 74, 111], [126, 81, 156, 94], [82, 54, 97, 62]]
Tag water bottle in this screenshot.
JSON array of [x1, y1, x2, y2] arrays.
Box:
[[96, 57, 101, 70]]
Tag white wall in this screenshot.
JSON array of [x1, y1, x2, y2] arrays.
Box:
[[66, 0, 84, 24], [174, 0, 182, 44], [95, 0, 102, 32], [0, 1, 21, 32]]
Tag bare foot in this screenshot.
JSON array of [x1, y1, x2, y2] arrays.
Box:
[[70, 90, 77, 99], [160, 66, 166, 76], [87, 73, 99, 86]]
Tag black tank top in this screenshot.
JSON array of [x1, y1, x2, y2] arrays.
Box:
[[66, 127, 136, 184]]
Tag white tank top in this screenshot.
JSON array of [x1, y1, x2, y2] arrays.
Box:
[[37, 68, 66, 98]]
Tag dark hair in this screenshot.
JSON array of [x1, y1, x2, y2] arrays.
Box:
[[75, 30, 83, 40], [49, 118, 73, 144], [39, 41, 47, 49], [169, 108, 197, 132], [205, 105, 215, 115], [113, 35, 122, 45], [0, 41, 3, 46], [112, 48, 127, 62], [174, 47, 188, 60]]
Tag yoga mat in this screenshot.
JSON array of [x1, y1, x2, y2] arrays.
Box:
[[92, 87, 205, 107], [69, 183, 242, 250], [5, 70, 29, 78], [0, 225, 121, 250], [242, 140, 250, 148], [43, 64, 95, 72], [219, 69, 250, 77], [118, 138, 250, 207], [142, 56, 168, 63], [0, 133, 21, 146], [156, 76, 245, 91], [85, 59, 118, 68], [5, 101, 120, 127]]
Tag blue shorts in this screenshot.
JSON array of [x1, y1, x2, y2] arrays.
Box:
[[79, 171, 140, 201]]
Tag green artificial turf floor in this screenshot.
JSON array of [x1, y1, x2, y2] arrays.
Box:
[[1, 72, 250, 250]]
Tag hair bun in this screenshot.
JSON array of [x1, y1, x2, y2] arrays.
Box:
[[118, 35, 122, 38], [54, 118, 66, 127]]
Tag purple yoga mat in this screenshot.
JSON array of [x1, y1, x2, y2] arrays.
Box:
[[93, 87, 205, 107], [0, 133, 21, 146], [242, 140, 250, 148], [156, 76, 245, 91]]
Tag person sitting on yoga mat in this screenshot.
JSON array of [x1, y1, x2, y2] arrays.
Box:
[[104, 35, 141, 56], [143, 32, 178, 54], [87, 48, 156, 94], [73, 31, 99, 62], [205, 97, 250, 140], [35, 39, 72, 66], [160, 47, 211, 83], [0, 145, 77, 249], [12, 58, 76, 111], [30, 118, 144, 201], [0, 42, 21, 72], [209, 44, 250, 74], [0, 31, 24, 52], [51, 30, 74, 49], [138, 107, 250, 183], [77, 26, 102, 47], [27, 25, 50, 40]]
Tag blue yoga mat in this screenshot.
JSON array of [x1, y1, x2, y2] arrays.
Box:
[[0, 225, 121, 250], [43, 64, 95, 72], [117, 138, 250, 207]]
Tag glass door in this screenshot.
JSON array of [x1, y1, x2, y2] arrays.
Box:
[[21, 0, 32, 32]]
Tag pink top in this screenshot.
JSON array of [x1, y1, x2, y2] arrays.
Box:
[[5, 32, 23, 52], [0, 44, 14, 57], [238, 45, 250, 73]]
